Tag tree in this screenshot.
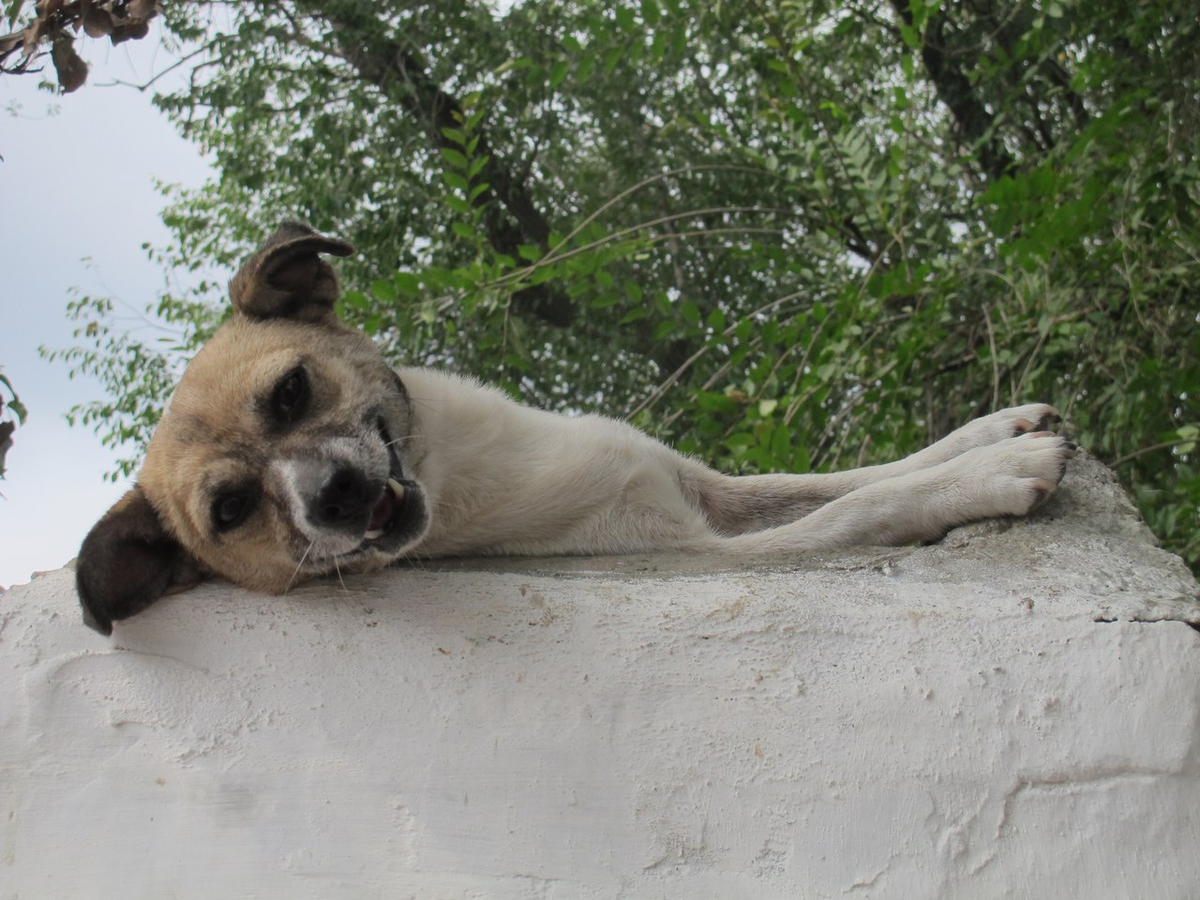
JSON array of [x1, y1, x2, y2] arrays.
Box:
[[10, 0, 1198, 568]]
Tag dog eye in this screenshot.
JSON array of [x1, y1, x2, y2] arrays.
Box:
[[213, 492, 255, 531], [271, 366, 309, 424]]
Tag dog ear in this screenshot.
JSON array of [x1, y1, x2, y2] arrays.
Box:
[[76, 487, 207, 636], [229, 220, 354, 324]]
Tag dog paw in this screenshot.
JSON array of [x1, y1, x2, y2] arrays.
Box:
[[953, 431, 1078, 519], [975, 403, 1063, 440], [936, 403, 1065, 459], [940, 429, 1084, 520]]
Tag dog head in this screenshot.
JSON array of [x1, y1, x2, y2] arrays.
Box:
[[76, 222, 430, 634]]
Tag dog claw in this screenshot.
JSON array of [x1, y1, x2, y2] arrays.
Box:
[[1013, 407, 1062, 436], [1037, 414, 1063, 432], [1028, 477, 1059, 510]]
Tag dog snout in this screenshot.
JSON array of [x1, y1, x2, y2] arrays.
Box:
[[311, 466, 375, 531]]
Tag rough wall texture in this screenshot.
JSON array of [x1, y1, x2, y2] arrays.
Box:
[[2, 453, 1198, 899]]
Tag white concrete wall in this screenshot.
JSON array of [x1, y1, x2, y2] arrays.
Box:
[[2, 453, 1198, 899]]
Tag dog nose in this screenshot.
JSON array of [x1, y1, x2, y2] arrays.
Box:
[[313, 467, 372, 528]]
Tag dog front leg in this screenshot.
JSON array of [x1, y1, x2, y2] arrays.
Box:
[[688, 403, 1067, 536], [686, 468, 883, 535], [706, 431, 1076, 552]]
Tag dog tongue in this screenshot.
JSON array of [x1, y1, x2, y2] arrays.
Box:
[[367, 488, 395, 532]]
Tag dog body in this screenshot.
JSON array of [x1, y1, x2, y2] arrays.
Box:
[[76, 223, 1076, 634], [379, 367, 1069, 559]]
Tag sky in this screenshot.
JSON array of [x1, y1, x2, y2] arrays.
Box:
[[0, 31, 211, 588]]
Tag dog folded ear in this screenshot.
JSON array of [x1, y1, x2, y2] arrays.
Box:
[[229, 220, 355, 324], [76, 488, 207, 636]]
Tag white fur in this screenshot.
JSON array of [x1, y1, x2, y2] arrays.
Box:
[[274, 436, 391, 556], [394, 370, 1073, 559]]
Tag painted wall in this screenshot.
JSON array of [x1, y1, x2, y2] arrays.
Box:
[[3, 454, 1198, 899]]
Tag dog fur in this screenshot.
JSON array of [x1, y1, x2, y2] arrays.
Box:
[[75, 222, 1076, 634]]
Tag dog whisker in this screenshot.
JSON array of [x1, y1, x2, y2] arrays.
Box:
[[287, 540, 316, 593], [405, 396, 444, 413]]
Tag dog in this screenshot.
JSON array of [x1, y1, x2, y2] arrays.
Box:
[[75, 222, 1077, 634]]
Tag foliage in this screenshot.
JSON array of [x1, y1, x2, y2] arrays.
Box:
[[0, 368, 27, 479], [23, 0, 1200, 569]]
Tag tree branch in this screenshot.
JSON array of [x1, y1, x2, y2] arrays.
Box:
[[889, 0, 1016, 180], [317, 6, 575, 327]]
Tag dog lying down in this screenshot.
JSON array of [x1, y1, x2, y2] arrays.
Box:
[[75, 222, 1077, 634]]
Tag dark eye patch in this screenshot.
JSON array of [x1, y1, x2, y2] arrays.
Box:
[[212, 489, 257, 532], [270, 365, 310, 425]]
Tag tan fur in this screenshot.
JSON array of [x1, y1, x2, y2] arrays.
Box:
[[75, 222, 1076, 634], [137, 317, 410, 592]]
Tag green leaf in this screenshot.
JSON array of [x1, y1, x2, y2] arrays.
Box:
[[370, 278, 397, 303], [770, 424, 792, 461], [652, 320, 677, 341], [467, 155, 490, 180], [680, 300, 700, 327], [440, 148, 469, 170], [695, 391, 738, 414], [394, 273, 421, 295]]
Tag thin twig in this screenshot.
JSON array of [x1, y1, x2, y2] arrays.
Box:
[[983, 303, 1000, 410], [1110, 438, 1195, 468]]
